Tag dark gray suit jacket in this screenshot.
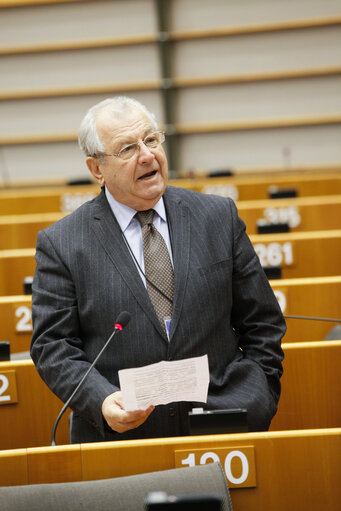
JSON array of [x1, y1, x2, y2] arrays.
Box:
[[31, 185, 286, 443]]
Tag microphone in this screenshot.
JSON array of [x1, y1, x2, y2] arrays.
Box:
[[51, 311, 131, 446]]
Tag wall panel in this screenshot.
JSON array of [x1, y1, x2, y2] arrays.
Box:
[[0, 91, 164, 137], [170, 0, 341, 31], [176, 75, 341, 124], [1, 142, 87, 184], [177, 124, 341, 172], [172, 26, 341, 79], [0, 0, 156, 48], [0, 44, 160, 92]]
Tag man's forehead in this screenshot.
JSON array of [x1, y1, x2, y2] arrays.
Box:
[[97, 108, 154, 149], [97, 105, 150, 132]]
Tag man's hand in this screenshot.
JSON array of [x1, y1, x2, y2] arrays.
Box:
[[102, 391, 155, 433]]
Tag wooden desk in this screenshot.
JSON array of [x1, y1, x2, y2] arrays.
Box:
[[0, 360, 69, 450], [270, 276, 341, 342], [271, 341, 341, 431], [0, 186, 98, 216], [237, 194, 341, 234], [1, 276, 339, 354], [0, 172, 340, 215], [249, 229, 341, 278], [189, 171, 341, 200], [0, 249, 35, 296], [0, 429, 339, 511], [0, 213, 65, 250], [1, 195, 340, 250], [0, 295, 32, 353], [0, 342, 339, 451]]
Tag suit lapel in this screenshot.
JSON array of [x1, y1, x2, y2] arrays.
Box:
[[164, 187, 191, 340], [89, 188, 190, 341], [90, 190, 165, 337]]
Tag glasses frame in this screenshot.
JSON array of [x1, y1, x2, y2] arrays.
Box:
[[93, 131, 165, 161]]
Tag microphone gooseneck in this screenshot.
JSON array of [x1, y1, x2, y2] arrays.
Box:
[[51, 311, 131, 446]]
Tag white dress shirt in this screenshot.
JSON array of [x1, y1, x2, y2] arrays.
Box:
[[105, 187, 174, 286]]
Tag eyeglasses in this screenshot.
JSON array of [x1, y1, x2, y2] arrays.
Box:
[[94, 131, 165, 161]]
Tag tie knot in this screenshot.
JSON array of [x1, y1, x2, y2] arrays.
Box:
[[136, 209, 154, 228]]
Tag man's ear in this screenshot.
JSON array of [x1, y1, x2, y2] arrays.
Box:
[[86, 157, 105, 186]]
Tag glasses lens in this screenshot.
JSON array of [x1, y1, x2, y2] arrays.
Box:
[[144, 132, 163, 148], [117, 132, 164, 160], [118, 143, 138, 160]]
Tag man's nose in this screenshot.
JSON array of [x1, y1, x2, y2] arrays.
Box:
[[137, 142, 155, 163]]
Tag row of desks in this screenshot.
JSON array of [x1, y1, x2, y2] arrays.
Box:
[[0, 341, 340, 451], [1, 275, 340, 355], [0, 229, 340, 296], [0, 194, 340, 251], [0, 171, 340, 215], [0, 428, 340, 510]]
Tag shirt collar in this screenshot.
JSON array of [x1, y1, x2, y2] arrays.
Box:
[[104, 187, 167, 233]]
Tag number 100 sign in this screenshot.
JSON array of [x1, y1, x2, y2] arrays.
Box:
[[174, 446, 256, 488]]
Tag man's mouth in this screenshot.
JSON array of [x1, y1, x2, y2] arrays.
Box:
[[138, 170, 157, 180]]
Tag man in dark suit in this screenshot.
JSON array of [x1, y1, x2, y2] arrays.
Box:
[[30, 96, 286, 443]]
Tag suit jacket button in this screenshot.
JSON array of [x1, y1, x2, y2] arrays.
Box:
[[169, 407, 176, 417]]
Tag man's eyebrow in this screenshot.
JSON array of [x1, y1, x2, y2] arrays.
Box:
[[113, 128, 155, 148], [111, 136, 134, 149]]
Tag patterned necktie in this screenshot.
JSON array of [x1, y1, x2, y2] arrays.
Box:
[[136, 209, 174, 335]]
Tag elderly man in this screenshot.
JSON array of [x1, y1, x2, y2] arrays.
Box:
[[31, 96, 286, 443]]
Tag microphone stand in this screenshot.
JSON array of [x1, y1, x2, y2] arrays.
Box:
[[51, 312, 130, 446]]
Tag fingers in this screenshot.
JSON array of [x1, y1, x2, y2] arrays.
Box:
[[115, 406, 154, 433], [102, 391, 155, 434]]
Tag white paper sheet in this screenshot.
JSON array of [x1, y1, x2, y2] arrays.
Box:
[[118, 354, 209, 411]]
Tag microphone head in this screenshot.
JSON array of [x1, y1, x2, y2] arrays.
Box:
[[114, 311, 131, 330]]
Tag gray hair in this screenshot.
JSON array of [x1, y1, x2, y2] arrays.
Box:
[[78, 96, 158, 159]]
